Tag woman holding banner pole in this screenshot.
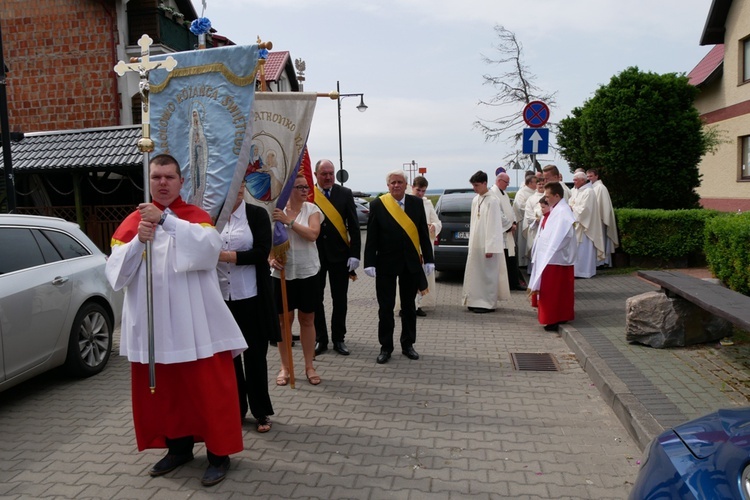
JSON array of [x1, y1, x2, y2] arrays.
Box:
[[270, 173, 324, 386]]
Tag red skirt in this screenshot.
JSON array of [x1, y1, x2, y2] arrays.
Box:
[[537, 264, 575, 325], [131, 351, 243, 455]]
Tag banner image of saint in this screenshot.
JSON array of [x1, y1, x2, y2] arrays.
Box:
[[245, 134, 286, 202], [189, 105, 209, 208], [245, 93, 317, 217]]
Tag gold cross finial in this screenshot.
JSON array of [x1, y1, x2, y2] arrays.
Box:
[[114, 34, 177, 152]]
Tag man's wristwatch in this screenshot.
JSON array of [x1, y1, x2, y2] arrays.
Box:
[[158, 212, 167, 225]]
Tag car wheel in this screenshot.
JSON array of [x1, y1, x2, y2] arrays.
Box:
[[65, 302, 113, 377]]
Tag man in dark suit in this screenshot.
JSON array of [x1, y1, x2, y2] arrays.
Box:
[[313, 159, 362, 356], [364, 170, 435, 364]]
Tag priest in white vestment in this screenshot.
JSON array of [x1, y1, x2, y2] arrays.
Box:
[[569, 172, 606, 279], [587, 168, 619, 267], [513, 174, 537, 267], [524, 181, 546, 275], [462, 171, 510, 312], [490, 172, 525, 290]]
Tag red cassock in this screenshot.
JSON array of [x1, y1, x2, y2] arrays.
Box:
[[131, 353, 242, 455], [537, 264, 575, 325], [111, 197, 243, 455]]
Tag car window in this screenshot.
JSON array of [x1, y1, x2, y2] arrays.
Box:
[[41, 229, 90, 259], [31, 229, 64, 264], [0, 227, 47, 274]]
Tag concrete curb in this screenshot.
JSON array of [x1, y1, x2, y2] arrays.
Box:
[[560, 324, 664, 451]]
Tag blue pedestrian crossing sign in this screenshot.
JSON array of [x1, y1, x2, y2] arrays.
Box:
[[522, 128, 549, 155]]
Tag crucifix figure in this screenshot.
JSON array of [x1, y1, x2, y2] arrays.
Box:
[[113, 34, 177, 393], [114, 34, 177, 153]]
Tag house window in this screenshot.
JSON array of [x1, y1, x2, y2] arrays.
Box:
[[744, 38, 750, 83], [742, 136, 750, 180]]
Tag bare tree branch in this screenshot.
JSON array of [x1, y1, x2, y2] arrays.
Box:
[[474, 25, 557, 148]]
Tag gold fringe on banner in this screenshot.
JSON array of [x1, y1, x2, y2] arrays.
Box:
[[151, 61, 261, 94]]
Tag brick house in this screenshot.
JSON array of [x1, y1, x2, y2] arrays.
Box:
[[0, 0, 298, 250], [689, 0, 750, 211]]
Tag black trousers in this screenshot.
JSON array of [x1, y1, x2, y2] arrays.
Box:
[[314, 257, 350, 345], [375, 269, 419, 353], [166, 436, 226, 466], [505, 249, 522, 289], [226, 296, 274, 420]]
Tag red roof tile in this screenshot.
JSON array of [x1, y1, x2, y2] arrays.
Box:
[[688, 44, 724, 87], [260, 51, 290, 82]]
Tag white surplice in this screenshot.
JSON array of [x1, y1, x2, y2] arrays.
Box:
[[513, 185, 535, 266], [462, 191, 511, 309], [106, 213, 247, 365]]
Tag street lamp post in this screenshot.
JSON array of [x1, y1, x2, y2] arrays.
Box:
[[335, 80, 367, 186]]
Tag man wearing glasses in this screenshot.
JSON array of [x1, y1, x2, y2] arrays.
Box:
[[312, 159, 362, 356]]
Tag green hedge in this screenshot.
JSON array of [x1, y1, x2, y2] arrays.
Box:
[[705, 212, 750, 295], [615, 208, 721, 261]]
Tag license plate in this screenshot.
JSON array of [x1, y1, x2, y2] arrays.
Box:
[[454, 231, 470, 240]]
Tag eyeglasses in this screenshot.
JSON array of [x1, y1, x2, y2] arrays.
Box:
[[294, 185, 310, 191]]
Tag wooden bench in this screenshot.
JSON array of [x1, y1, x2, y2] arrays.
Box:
[[637, 270, 750, 332]]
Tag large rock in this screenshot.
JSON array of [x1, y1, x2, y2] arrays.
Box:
[[626, 291, 732, 348]]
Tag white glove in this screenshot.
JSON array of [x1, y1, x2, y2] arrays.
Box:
[[423, 263, 435, 276], [364, 267, 376, 278], [347, 257, 360, 272]]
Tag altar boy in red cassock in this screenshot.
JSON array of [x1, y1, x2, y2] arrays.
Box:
[[106, 154, 247, 487], [528, 182, 577, 332]]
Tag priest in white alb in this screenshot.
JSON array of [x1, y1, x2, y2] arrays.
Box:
[[462, 171, 510, 313], [513, 173, 537, 268], [587, 168, 619, 267], [569, 172, 606, 278]]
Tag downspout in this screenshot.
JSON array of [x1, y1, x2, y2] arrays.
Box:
[[98, 0, 121, 125]]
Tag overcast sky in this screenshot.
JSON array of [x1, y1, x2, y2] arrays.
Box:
[[206, 0, 714, 192]]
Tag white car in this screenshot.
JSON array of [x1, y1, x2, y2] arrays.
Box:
[[0, 214, 123, 392]]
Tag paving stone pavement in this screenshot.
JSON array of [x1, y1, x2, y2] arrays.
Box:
[[0, 261, 647, 499], [565, 269, 750, 451]]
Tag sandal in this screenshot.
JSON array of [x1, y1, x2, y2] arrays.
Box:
[[276, 371, 290, 386], [306, 368, 321, 386], [256, 416, 272, 433]]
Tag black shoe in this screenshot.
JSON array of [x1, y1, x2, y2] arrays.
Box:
[[543, 323, 560, 332], [376, 349, 391, 364], [333, 341, 350, 355], [201, 457, 230, 487], [292, 334, 300, 341], [149, 453, 194, 477], [314, 342, 328, 356], [472, 307, 495, 314], [416, 308, 427, 317], [402, 346, 420, 360]]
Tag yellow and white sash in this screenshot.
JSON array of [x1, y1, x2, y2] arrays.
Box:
[[314, 186, 350, 246], [381, 193, 421, 260]]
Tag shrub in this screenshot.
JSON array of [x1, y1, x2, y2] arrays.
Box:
[[705, 212, 750, 295], [615, 208, 720, 262]]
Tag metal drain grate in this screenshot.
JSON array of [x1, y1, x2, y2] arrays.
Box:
[[510, 353, 560, 372]]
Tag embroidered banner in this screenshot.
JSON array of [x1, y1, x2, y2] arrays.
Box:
[[148, 44, 259, 226], [243, 92, 317, 247]]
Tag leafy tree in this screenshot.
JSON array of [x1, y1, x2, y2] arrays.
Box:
[[557, 67, 710, 209], [474, 25, 556, 162]]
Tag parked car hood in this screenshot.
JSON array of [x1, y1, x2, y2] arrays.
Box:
[[673, 407, 750, 459]]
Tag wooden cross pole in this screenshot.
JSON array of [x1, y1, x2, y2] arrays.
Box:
[[114, 35, 177, 394]]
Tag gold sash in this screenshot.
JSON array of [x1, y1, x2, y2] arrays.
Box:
[[381, 194, 421, 259], [314, 186, 350, 246]]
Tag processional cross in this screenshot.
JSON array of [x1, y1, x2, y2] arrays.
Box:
[[113, 35, 177, 393]]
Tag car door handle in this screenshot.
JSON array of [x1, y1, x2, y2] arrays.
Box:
[[52, 276, 69, 286]]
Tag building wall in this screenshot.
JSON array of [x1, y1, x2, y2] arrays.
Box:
[[1, 0, 120, 133], [695, 0, 750, 210]]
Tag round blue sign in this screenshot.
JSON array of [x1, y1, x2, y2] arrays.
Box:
[[523, 101, 550, 128]]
